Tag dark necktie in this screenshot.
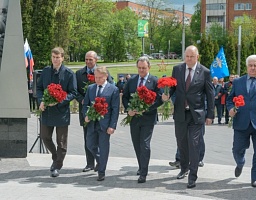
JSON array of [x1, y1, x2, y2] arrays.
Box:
[[139, 77, 144, 87], [89, 69, 93, 74], [185, 68, 192, 91], [185, 68, 192, 108], [249, 77, 256, 97], [97, 85, 102, 97]]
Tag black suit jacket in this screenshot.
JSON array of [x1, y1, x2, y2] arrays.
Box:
[[75, 66, 113, 126], [122, 74, 163, 125], [170, 63, 214, 124]]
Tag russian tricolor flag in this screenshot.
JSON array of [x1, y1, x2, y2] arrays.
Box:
[[24, 38, 34, 81]]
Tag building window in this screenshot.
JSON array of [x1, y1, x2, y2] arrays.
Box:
[[234, 3, 252, 10], [245, 3, 252, 10], [206, 3, 226, 10], [207, 16, 224, 23]]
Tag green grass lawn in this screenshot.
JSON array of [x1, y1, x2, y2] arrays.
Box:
[[69, 59, 182, 80]]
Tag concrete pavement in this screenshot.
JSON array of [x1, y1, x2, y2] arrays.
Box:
[[0, 114, 255, 200]]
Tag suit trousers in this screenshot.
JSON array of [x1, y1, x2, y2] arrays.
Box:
[[83, 126, 95, 168], [175, 110, 202, 181], [86, 121, 110, 175], [41, 124, 68, 170], [130, 119, 154, 177], [233, 122, 256, 182], [175, 123, 205, 162]]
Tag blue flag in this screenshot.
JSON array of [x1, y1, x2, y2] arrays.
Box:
[[210, 46, 229, 79]]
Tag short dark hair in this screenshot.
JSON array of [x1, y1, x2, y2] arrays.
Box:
[[52, 47, 64, 57], [136, 56, 150, 67]]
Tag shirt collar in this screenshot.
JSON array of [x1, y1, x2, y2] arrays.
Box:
[[186, 63, 197, 71]]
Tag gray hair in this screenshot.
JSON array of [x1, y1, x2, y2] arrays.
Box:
[[136, 56, 150, 67], [246, 55, 256, 66], [85, 51, 97, 59]]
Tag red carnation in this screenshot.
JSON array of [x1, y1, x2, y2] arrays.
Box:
[[120, 86, 156, 126], [35, 83, 67, 116], [84, 97, 108, 127], [157, 76, 177, 121], [83, 74, 95, 93], [229, 95, 245, 127]]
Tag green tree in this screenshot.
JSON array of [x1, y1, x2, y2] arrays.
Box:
[[68, 0, 114, 62], [198, 33, 214, 68], [190, 0, 201, 43], [103, 8, 140, 62], [225, 35, 237, 75], [20, 0, 33, 40], [29, 0, 57, 68], [54, 0, 71, 61]]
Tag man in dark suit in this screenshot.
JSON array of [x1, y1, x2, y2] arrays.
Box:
[[122, 56, 162, 183], [162, 45, 214, 188], [83, 66, 120, 181], [226, 55, 256, 188], [76, 51, 113, 172], [37, 47, 77, 177], [212, 76, 223, 124]]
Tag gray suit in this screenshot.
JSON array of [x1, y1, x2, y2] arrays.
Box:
[[169, 62, 214, 181], [82, 82, 120, 176]]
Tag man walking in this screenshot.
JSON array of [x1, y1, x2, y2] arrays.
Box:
[[162, 45, 214, 188]]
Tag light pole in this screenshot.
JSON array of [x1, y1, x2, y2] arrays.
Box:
[[237, 25, 241, 76], [181, 2, 185, 61]]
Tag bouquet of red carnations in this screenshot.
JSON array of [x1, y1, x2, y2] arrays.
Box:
[[84, 97, 108, 127], [228, 95, 245, 128], [83, 74, 95, 93], [157, 76, 177, 121], [120, 86, 156, 126], [36, 83, 67, 116]]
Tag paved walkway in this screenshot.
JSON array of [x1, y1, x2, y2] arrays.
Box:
[[0, 114, 255, 200]]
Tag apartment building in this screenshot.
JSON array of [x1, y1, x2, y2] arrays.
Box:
[[115, 1, 192, 25], [201, 0, 256, 32]]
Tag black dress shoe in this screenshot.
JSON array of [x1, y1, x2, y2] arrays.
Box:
[[177, 170, 188, 179], [51, 169, 59, 177], [235, 166, 243, 177], [138, 176, 146, 183], [187, 180, 196, 188], [198, 161, 204, 167], [97, 174, 105, 181], [251, 181, 256, 187], [82, 166, 94, 172], [137, 169, 140, 175], [50, 161, 56, 171], [169, 161, 180, 168], [94, 164, 99, 172]]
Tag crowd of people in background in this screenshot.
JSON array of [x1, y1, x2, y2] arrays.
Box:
[[32, 46, 256, 189]]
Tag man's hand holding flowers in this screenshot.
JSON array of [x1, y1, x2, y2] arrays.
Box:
[[228, 95, 245, 127]]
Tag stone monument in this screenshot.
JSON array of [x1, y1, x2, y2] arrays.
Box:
[[0, 0, 30, 158]]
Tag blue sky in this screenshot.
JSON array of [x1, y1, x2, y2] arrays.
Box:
[[168, 0, 200, 14]]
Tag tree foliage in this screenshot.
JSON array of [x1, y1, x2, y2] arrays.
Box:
[[29, 0, 57, 68], [225, 35, 237, 75], [190, 0, 201, 43], [20, 0, 33, 40]]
